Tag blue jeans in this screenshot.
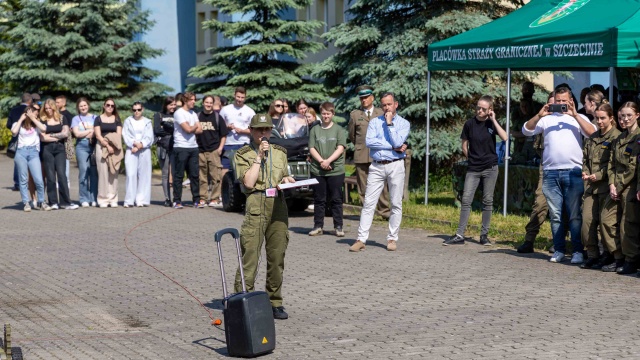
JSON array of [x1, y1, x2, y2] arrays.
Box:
[[76, 140, 98, 203], [542, 167, 584, 254], [14, 146, 45, 205]]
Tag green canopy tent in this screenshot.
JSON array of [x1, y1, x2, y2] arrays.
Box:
[[426, 0, 640, 214]]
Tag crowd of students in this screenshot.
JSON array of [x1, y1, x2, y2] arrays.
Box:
[[6, 89, 346, 219]]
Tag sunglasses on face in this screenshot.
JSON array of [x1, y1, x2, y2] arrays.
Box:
[[132, 108, 143, 112], [475, 106, 489, 112], [105, 104, 115, 108], [275, 104, 283, 108]]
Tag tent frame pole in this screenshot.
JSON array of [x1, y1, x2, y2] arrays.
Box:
[[503, 68, 512, 217], [425, 71, 432, 205], [609, 67, 614, 103]]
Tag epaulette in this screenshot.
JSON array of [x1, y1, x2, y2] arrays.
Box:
[[236, 145, 252, 155], [272, 144, 287, 155]]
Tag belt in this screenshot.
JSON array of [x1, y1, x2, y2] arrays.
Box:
[[373, 158, 403, 165]]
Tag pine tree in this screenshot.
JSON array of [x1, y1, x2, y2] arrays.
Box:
[[0, 0, 170, 110], [316, 0, 539, 185], [187, 0, 327, 112]]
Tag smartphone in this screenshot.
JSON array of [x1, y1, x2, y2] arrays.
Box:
[[548, 104, 567, 113]]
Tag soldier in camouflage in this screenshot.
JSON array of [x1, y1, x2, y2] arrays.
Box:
[[233, 114, 296, 320], [606, 102, 640, 274], [580, 103, 620, 269]]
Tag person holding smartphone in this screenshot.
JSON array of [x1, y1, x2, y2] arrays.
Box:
[[444, 95, 507, 246]]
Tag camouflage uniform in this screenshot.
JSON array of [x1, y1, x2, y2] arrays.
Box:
[[349, 107, 390, 218], [607, 127, 640, 263], [233, 138, 290, 307], [582, 127, 621, 259], [522, 135, 548, 243]]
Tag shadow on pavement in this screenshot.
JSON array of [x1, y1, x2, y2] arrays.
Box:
[[192, 337, 228, 357], [335, 239, 387, 250]]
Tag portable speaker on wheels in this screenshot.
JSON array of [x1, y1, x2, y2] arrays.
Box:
[[215, 228, 276, 358]]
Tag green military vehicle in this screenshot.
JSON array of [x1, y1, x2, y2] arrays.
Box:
[[221, 113, 314, 212]]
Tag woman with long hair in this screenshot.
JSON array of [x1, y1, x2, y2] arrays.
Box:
[[11, 106, 51, 212], [606, 101, 640, 274], [40, 99, 77, 210], [581, 102, 620, 269], [154, 96, 176, 206], [94, 98, 123, 207], [71, 98, 98, 207], [123, 102, 154, 207], [268, 99, 285, 121]]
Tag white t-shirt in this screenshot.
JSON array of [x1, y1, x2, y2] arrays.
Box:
[[219, 104, 255, 146], [17, 126, 41, 149], [522, 113, 596, 170], [173, 108, 199, 149]]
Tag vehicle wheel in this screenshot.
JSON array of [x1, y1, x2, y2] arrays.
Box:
[[222, 172, 245, 212]]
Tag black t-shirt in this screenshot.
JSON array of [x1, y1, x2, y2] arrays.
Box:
[[196, 111, 229, 152], [461, 117, 498, 172], [94, 116, 122, 135]]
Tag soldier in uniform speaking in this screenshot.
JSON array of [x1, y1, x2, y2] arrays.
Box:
[[349, 85, 391, 219], [233, 114, 295, 320]]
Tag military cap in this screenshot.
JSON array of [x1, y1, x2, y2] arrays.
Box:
[[356, 85, 374, 98], [249, 114, 274, 128]]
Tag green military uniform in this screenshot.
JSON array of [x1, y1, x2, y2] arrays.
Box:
[[607, 127, 640, 263], [349, 87, 390, 218], [521, 135, 548, 244], [233, 116, 290, 307], [582, 127, 621, 259]]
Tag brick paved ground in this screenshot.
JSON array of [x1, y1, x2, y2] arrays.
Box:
[[1, 156, 640, 359]]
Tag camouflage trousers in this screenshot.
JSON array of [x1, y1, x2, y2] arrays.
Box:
[[619, 188, 640, 263], [524, 166, 548, 243], [582, 192, 621, 259]]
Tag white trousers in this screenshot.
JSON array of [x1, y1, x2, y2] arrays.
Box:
[[124, 148, 152, 206], [357, 160, 405, 243]]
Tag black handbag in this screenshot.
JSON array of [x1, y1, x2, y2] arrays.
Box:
[[6, 136, 18, 159]]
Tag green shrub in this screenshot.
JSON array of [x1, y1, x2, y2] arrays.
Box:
[[0, 118, 12, 150]]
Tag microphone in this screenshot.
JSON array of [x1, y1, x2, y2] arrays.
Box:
[[261, 136, 269, 157]]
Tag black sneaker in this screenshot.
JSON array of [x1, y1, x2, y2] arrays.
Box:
[[443, 234, 465, 246], [580, 257, 600, 269], [602, 259, 624, 272], [517, 241, 534, 253], [479, 235, 492, 246], [617, 261, 638, 275], [164, 199, 172, 207], [272, 306, 288, 320]]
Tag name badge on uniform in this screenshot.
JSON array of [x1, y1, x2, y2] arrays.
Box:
[[624, 146, 633, 156], [601, 141, 610, 149], [266, 188, 277, 198]]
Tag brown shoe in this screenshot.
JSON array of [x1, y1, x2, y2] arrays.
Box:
[[387, 240, 397, 251], [349, 241, 365, 252]]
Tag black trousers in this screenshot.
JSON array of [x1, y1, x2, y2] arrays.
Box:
[[172, 147, 199, 204], [313, 173, 345, 229], [42, 142, 71, 206]]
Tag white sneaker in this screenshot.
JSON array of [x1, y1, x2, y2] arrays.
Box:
[[91, 201, 97, 207], [64, 204, 79, 210], [50, 204, 59, 210], [137, 203, 144, 207], [81, 202, 90, 208], [570, 252, 584, 264], [23, 203, 31, 212], [550, 251, 565, 263], [123, 204, 130, 208]]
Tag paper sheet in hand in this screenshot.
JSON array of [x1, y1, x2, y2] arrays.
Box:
[[277, 178, 319, 190]]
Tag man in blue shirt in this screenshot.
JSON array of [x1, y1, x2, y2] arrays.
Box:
[[350, 92, 410, 252]]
